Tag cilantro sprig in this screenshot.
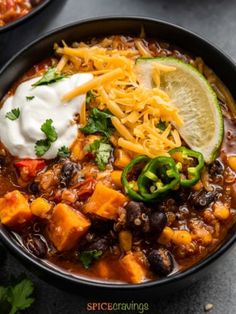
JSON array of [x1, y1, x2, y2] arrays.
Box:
[[26, 96, 34, 101], [35, 119, 57, 157], [79, 250, 103, 269], [0, 278, 34, 314], [156, 120, 167, 131], [41, 119, 58, 142], [86, 139, 112, 171], [80, 108, 114, 137], [5, 108, 20, 121], [57, 145, 70, 158], [32, 67, 67, 87]]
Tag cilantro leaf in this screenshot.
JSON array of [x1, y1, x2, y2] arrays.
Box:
[[35, 139, 51, 157], [79, 250, 103, 269], [32, 67, 67, 87], [80, 108, 114, 137], [26, 96, 34, 101], [156, 120, 167, 131], [86, 90, 96, 105], [41, 119, 58, 142], [86, 140, 112, 170], [0, 279, 34, 314], [57, 146, 70, 158], [7, 279, 34, 314], [5, 108, 20, 121]]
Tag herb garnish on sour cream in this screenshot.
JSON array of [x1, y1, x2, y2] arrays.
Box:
[[32, 67, 67, 87], [5, 108, 20, 121]]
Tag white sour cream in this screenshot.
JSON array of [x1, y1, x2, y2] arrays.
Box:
[[0, 73, 93, 159]]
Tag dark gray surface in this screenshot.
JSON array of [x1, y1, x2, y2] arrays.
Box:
[[1, 0, 236, 313]]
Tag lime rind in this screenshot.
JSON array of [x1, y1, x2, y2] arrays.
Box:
[[135, 57, 224, 164]]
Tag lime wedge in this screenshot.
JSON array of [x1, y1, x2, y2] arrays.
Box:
[[135, 57, 224, 164]]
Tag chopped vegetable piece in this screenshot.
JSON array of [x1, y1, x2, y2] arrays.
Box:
[[84, 182, 127, 220], [79, 250, 103, 269], [86, 139, 112, 170], [57, 146, 70, 158], [120, 252, 146, 283], [0, 278, 35, 314], [172, 230, 192, 245], [32, 67, 67, 86], [5, 108, 20, 120], [15, 159, 46, 178], [80, 108, 114, 137], [137, 156, 180, 200], [169, 146, 204, 187], [121, 155, 151, 202], [213, 202, 230, 220], [119, 230, 132, 252], [227, 156, 236, 172], [48, 203, 91, 251], [114, 149, 131, 169], [0, 190, 32, 227], [31, 197, 51, 218], [35, 139, 51, 157], [111, 170, 122, 188], [41, 119, 58, 142]]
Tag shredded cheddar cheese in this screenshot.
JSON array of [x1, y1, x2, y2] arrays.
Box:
[[57, 41, 183, 158]]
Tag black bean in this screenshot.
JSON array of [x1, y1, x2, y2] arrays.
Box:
[[148, 248, 174, 276], [28, 182, 39, 194], [60, 162, 78, 187], [209, 159, 224, 176], [191, 189, 217, 209], [91, 218, 113, 234], [125, 201, 150, 232], [149, 211, 167, 236], [24, 234, 47, 258], [86, 237, 109, 253]]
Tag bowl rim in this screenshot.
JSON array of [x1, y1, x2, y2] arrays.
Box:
[[0, 16, 236, 289], [0, 0, 52, 33]]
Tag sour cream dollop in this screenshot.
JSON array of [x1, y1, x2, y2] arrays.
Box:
[[0, 73, 93, 159]]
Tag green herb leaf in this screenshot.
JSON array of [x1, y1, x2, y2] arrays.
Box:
[[156, 120, 167, 131], [5, 108, 20, 121], [80, 108, 114, 137], [86, 140, 112, 171], [35, 139, 51, 157], [32, 67, 67, 87], [0, 279, 34, 314], [41, 119, 58, 142], [79, 250, 103, 269], [57, 146, 70, 158], [26, 96, 35, 101], [86, 90, 96, 105]]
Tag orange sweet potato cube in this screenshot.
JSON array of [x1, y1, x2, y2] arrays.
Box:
[[83, 182, 127, 220], [119, 253, 146, 284], [48, 203, 90, 252], [0, 190, 32, 227]]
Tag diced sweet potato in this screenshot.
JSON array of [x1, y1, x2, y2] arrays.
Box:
[[0, 190, 32, 227], [31, 197, 52, 219], [48, 203, 90, 251], [83, 182, 127, 220], [119, 252, 146, 284]]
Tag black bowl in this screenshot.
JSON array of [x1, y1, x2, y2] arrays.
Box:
[[0, 0, 52, 33], [0, 17, 236, 297]]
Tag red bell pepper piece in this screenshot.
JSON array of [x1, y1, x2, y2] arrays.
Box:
[[15, 159, 46, 178], [77, 177, 96, 200]]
